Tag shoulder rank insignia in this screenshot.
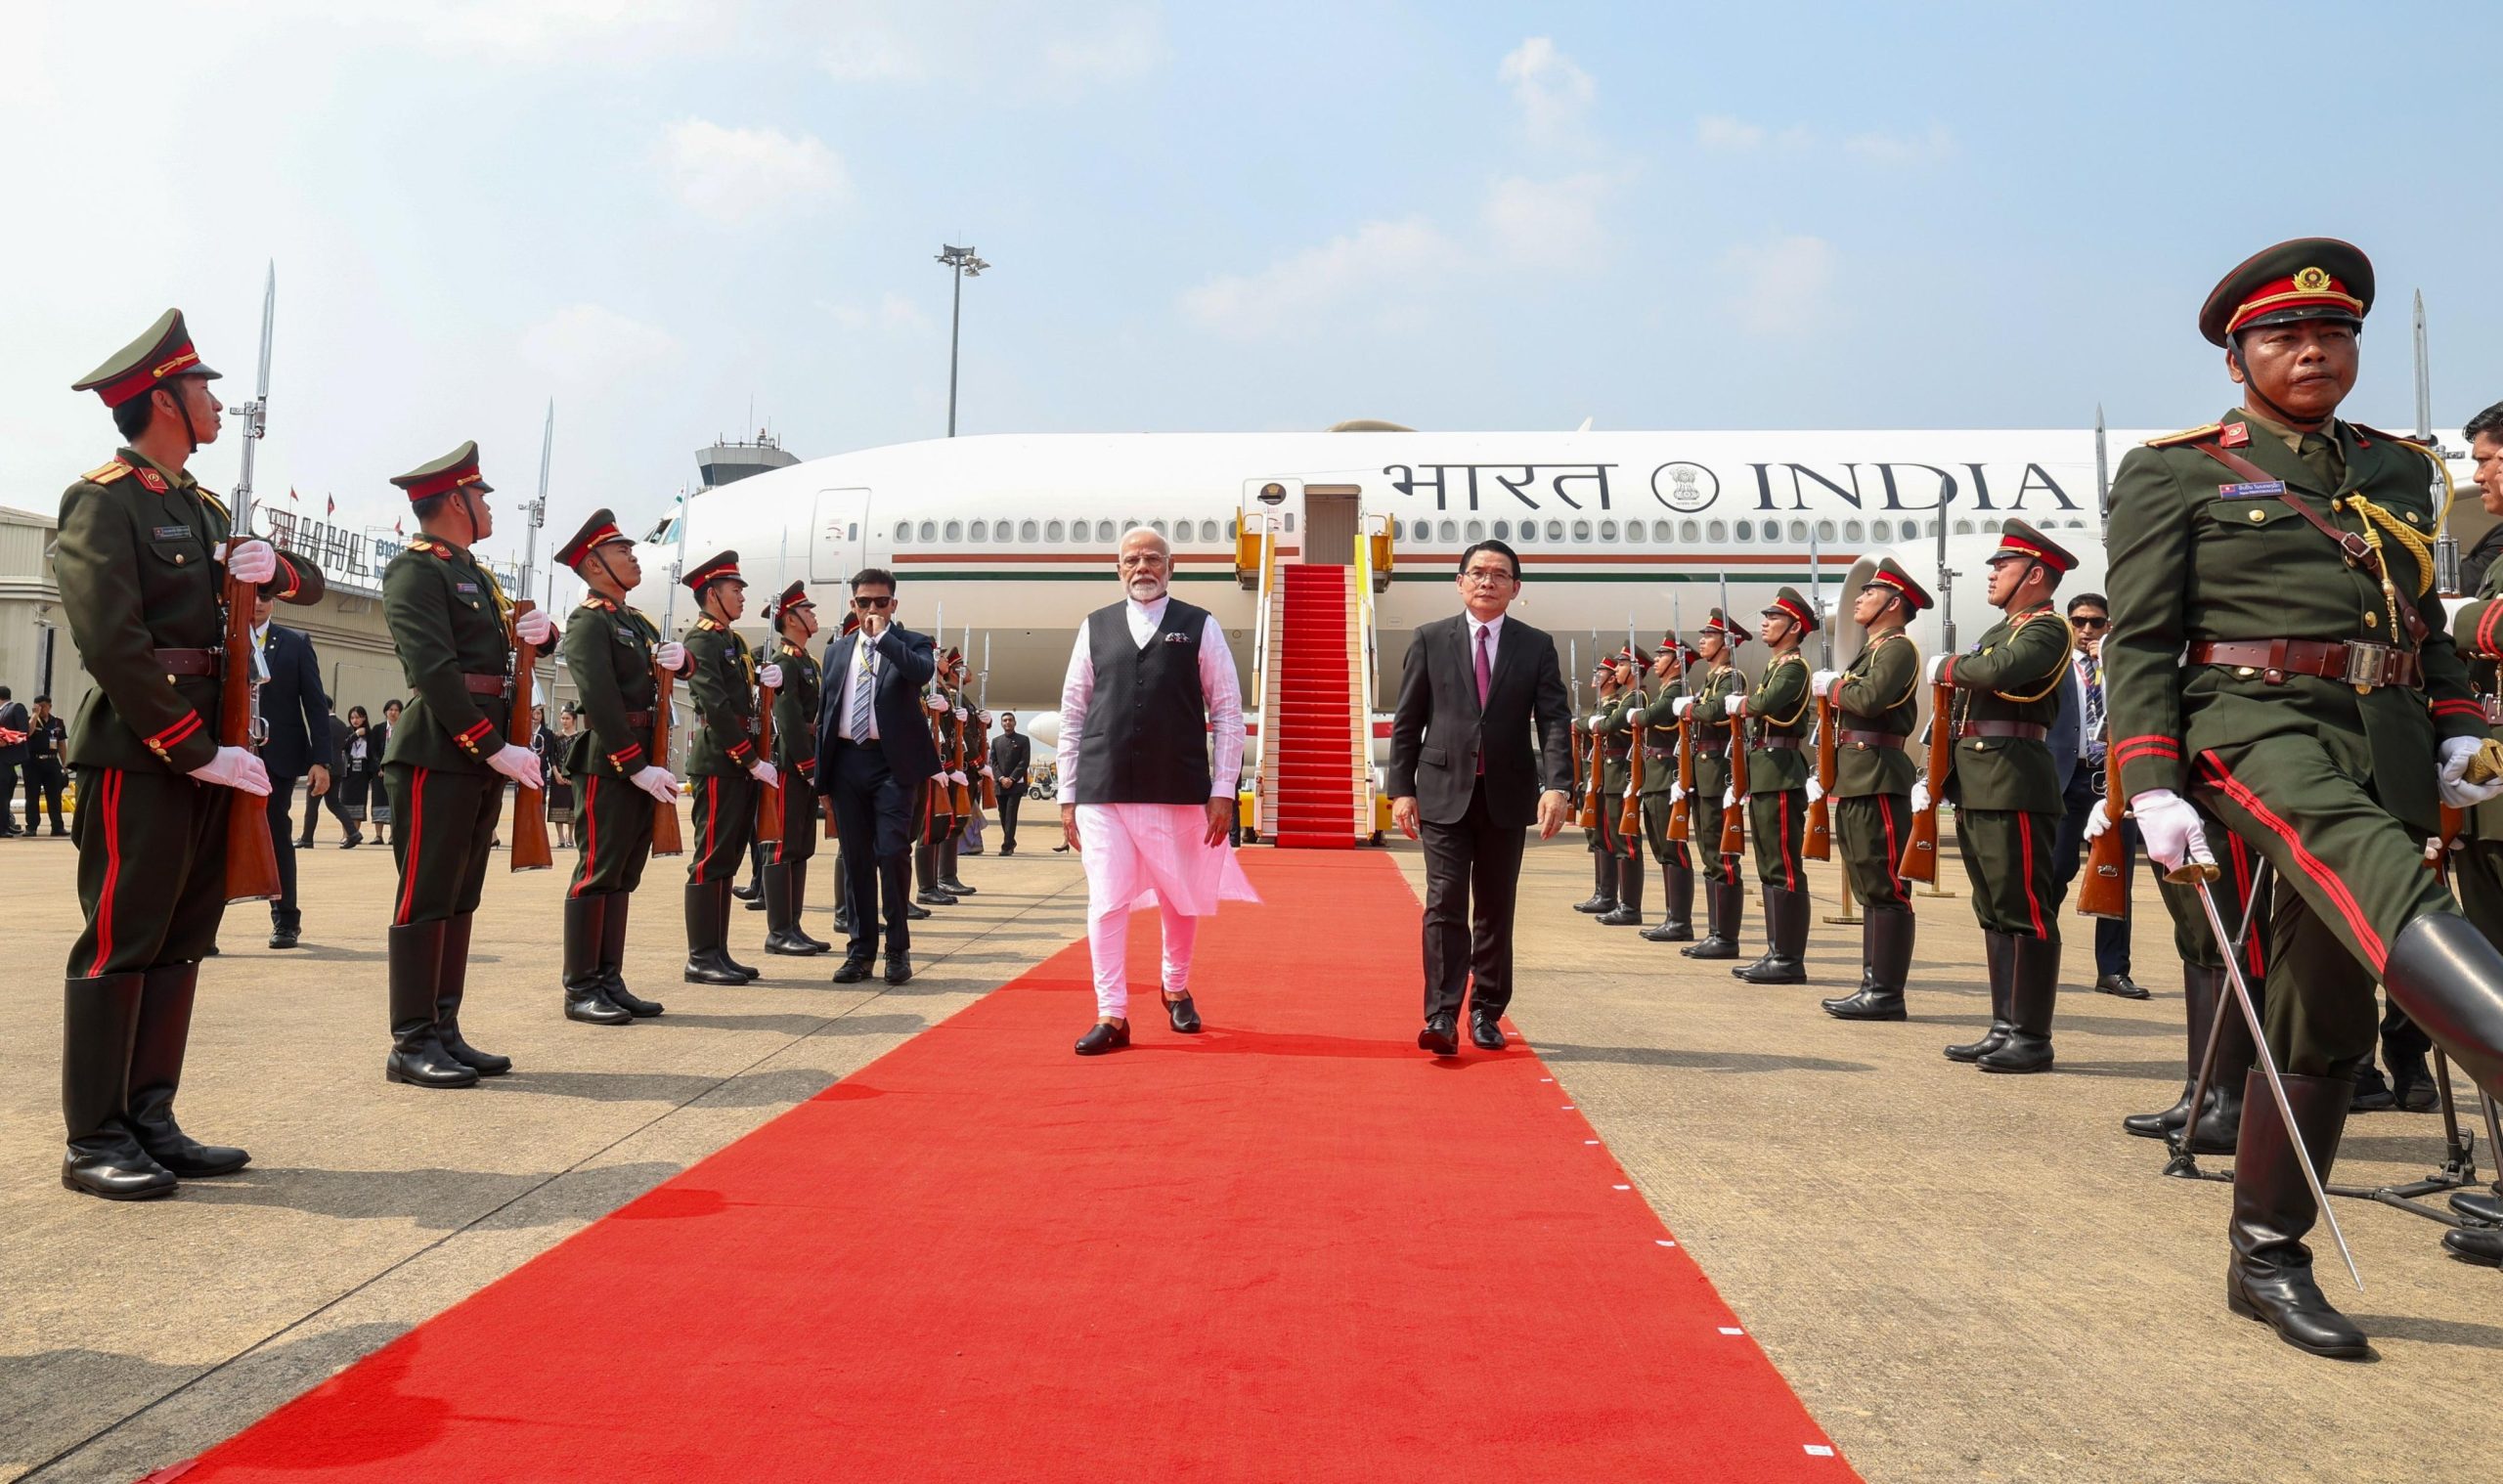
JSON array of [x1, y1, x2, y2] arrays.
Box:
[[133, 466, 170, 493], [2143, 422, 2220, 449], [82, 458, 133, 486]]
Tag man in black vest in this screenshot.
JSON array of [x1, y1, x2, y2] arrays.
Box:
[[988, 712, 1032, 854], [1059, 527, 1251, 1056]]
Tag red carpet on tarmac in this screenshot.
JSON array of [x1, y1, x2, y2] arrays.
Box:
[[166, 851, 1854, 1483]]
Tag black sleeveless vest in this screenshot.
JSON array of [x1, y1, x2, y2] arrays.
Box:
[[1076, 598, 1213, 806]]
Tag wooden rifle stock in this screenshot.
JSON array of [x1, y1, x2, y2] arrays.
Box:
[[1616, 689, 1646, 841], [219, 547, 282, 902], [1805, 691, 1836, 861], [948, 708, 974, 816], [2437, 801, 2465, 873], [650, 664, 684, 855], [2077, 742, 2130, 917], [1898, 678, 1954, 884], [1575, 714, 1602, 828], [754, 669, 783, 846], [1667, 699, 1694, 842], [1718, 700, 1748, 859], [974, 713, 999, 808], [505, 600, 552, 871]]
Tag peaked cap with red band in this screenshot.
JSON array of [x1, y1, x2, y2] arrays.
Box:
[[72, 308, 222, 409], [391, 441, 496, 502], [1698, 606, 1748, 645], [1863, 555, 1934, 612], [556, 506, 632, 570], [1987, 517, 2077, 575], [683, 549, 742, 592], [767, 581, 811, 621], [1763, 585, 1820, 633], [1656, 631, 1700, 664], [2198, 238, 2373, 347]]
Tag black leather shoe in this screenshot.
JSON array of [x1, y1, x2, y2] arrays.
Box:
[[64, 1142, 178, 1200], [2349, 1070, 2395, 1113], [2444, 1226, 2503, 1266], [1596, 903, 1644, 927], [1076, 1020, 1129, 1056], [1470, 1016, 1506, 1051], [905, 902, 933, 920], [1639, 919, 1692, 942], [1164, 993, 1202, 1033], [1947, 932, 2015, 1063], [916, 889, 958, 906], [2448, 1189, 2503, 1224], [2227, 1069, 2369, 1359], [1418, 1016, 1459, 1057], [2093, 973, 2150, 1000], [268, 927, 300, 949], [566, 985, 632, 1025], [63, 974, 181, 1199], [1571, 894, 1616, 915], [941, 878, 977, 895], [832, 955, 875, 984], [730, 881, 761, 902], [885, 953, 913, 986], [1822, 987, 1907, 1021]]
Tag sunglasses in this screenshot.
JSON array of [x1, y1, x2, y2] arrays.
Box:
[[2072, 616, 2108, 630], [853, 595, 894, 609]]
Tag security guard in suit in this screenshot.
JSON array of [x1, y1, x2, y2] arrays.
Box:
[[553, 509, 683, 1026], [1817, 558, 1928, 1019], [380, 441, 553, 1088], [1731, 589, 1818, 982], [2106, 238, 2503, 1354], [681, 550, 780, 984], [53, 310, 285, 1198], [1595, 649, 1647, 927], [1679, 609, 1749, 958], [1931, 519, 2075, 1074], [764, 581, 831, 956], [1634, 634, 1697, 941]]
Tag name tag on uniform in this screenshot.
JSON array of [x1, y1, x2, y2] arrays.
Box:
[[153, 524, 193, 540], [455, 581, 480, 594], [616, 626, 640, 645], [2215, 481, 2286, 500]]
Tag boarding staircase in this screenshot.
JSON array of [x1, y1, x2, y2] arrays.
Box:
[[1241, 505, 1393, 849]]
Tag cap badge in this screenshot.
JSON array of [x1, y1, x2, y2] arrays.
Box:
[[2293, 266, 2332, 292]]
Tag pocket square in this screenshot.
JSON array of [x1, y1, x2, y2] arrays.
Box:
[[1163, 632, 1191, 643]]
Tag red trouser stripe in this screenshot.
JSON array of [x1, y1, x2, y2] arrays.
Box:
[[2198, 750, 2386, 973], [1778, 795, 1798, 890], [1878, 794, 1906, 897], [2017, 810, 2046, 937], [698, 776, 719, 883], [570, 775, 598, 899], [395, 767, 428, 926], [2225, 829, 2264, 977], [90, 769, 123, 975]]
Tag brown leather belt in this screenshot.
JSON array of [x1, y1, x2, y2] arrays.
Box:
[[1954, 720, 2048, 741], [1641, 746, 1677, 760], [461, 672, 510, 697], [1837, 729, 1908, 751], [623, 711, 654, 727], [155, 648, 220, 677], [2187, 639, 2421, 691], [1753, 736, 1807, 751], [1693, 736, 1729, 754]]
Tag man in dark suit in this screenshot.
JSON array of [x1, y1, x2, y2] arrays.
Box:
[[255, 587, 335, 948], [1385, 539, 1574, 1056], [988, 711, 1032, 854], [813, 567, 942, 986], [0, 686, 27, 838], [297, 707, 356, 848]]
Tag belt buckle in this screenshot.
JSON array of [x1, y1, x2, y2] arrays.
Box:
[[2342, 641, 2394, 692], [2485, 694, 2503, 726]]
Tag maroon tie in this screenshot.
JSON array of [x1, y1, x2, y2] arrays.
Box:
[[1474, 625, 1491, 773]]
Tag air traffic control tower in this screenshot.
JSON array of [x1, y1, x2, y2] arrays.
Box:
[[697, 431, 799, 491]]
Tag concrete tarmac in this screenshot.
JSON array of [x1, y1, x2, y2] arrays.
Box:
[[1, 823, 2495, 1482]]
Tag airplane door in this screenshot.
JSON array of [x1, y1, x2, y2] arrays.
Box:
[[812, 488, 869, 584], [1302, 488, 1359, 565]]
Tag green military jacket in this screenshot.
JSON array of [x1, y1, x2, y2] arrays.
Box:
[[1598, 687, 1641, 796], [1944, 602, 2070, 813], [1829, 628, 1920, 797], [1743, 649, 1813, 793], [2444, 558, 2503, 838], [771, 635, 822, 780], [560, 595, 662, 779], [1689, 662, 1745, 794], [683, 616, 760, 777], [1631, 676, 1688, 796], [54, 448, 232, 774], [380, 535, 514, 774], [1582, 693, 1623, 796], [2107, 409, 2477, 836]]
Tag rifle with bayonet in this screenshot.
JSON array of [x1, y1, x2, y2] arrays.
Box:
[[1716, 571, 1748, 861], [1668, 595, 1695, 844], [220, 266, 283, 903], [1617, 616, 1645, 842], [1805, 523, 1835, 861]]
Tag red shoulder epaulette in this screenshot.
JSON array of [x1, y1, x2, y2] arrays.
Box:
[[2348, 422, 2429, 448], [2142, 422, 2220, 449], [82, 458, 133, 485]]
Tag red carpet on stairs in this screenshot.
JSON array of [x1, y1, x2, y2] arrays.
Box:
[[1270, 565, 1355, 849], [168, 851, 1855, 1483]]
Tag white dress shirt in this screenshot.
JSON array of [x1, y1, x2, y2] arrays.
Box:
[[1056, 593, 1245, 802], [835, 633, 881, 742]]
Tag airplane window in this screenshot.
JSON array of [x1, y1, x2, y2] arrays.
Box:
[[1571, 520, 1591, 542], [848, 523, 858, 542], [1953, 519, 1974, 536], [1817, 520, 1836, 543], [1438, 520, 1458, 543], [1044, 520, 1063, 542], [1844, 520, 1865, 542], [1789, 520, 1808, 543], [1598, 520, 1617, 541], [1706, 520, 1727, 543], [1679, 520, 1700, 543], [1870, 519, 1891, 542], [1734, 520, 1751, 541], [1653, 520, 1673, 541], [1515, 522, 1534, 544], [1465, 520, 1484, 541], [1226, 518, 1238, 541], [1925, 519, 1941, 538], [1285, 514, 1296, 533], [1623, 521, 1643, 545], [1151, 519, 1167, 539], [917, 520, 936, 542], [1198, 520, 1214, 544], [895, 522, 911, 544], [1021, 520, 1038, 543], [1545, 519, 1563, 541], [968, 520, 988, 543], [944, 520, 962, 542], [1492, 519, 1510, 540]]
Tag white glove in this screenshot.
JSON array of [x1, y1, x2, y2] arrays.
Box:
[[1721, 786, 1736, 808], [979, 711, 994, 724], [218, 539, 277, 585], [1669, 783, 1686, 805], [2130, 789, 2213, 872], [2437, 735, 2503, 807], [1805, 778, 1824, 805], [1910, 779, 1931, 814], [1812, 669, 1840, 695], [953, 706, 969, 721], [654, 640, 686, 671], [2083, 796, 2114, 841], [1723, 693, 1746, 718], [749, 760, 780, 790], [2427, 835, 2446, 863], [515, 607, 557, 646], [758, 662, 784, 688], [949, 769, 969, 786], [926, 694, 949, 714], [629, 764, 680, 802], [188, 745, 272, 797], [1926, 653, 1951, 683], [1671, 696, 1693, 718], [487, 743, 544, 791]]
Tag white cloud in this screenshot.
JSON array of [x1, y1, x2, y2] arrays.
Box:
[[519, 304, 680, 382], [1179, 219, 1462, 340], [821, 23, 926, 81], [1483, 171, 1616, 273], [1498, 37, 1596, 147], [1843, 123, 1956, 166], [653, 118, 849, 222], [1719, 235, 1838, 335], [813, 2, 1164, 96]]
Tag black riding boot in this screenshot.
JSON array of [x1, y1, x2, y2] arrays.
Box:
[[600, 893, 664, 1016], [1683, 880, 1743, 959], [127, 963, 250, 1174], [386, 922, 478, 1088], [1979, 933, 2059, 1073], [61, 975, 175, 1200], [683, 882, 753, 985], [437, 914, 512, 1073], [566, 895, 631, 1024], [1823, 905, 1913, 1020], [1946, 931, 2014, 1062], [939, 840, 976, 895], [915, 842, 956, 905], [733, 838, 766, 905], [1573, 849, 1616, 913], [764, 862, 817, 955], [785, 861, 832, 952], [2227, 1070, 2369, 1358], [1735, 886, 1808, 983], [1640, 858, 1694, 941], [1598, 851, 1645, 925], [2377, 912, 2503, 1097], [2125, 965, 2253, 1152]]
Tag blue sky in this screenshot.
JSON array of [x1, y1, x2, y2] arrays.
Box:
[[3, 0, 2497, 571]]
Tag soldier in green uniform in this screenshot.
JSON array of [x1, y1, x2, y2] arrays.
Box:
[[1571, 656, 1624, 915], [932, 648, 981, 900], [1634, 633, 1698, 941], [1815, 559, 1929, 1019], [54, 310, 285, 1199], [763, 581, 832, 956], [379, 441, 552, 1089], [2105, 238, 2503, 1355], [1595, 649, 1647, 927], [1929, 519, 2074, 1074], [1731, 589, 1818, 982], [1679, 609, 1749, 958], [681, 550, 779, 983], [552, 509, 683, 1026]]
